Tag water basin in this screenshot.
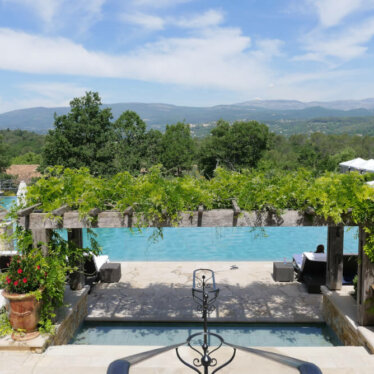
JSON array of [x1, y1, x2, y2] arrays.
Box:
[[70, 322, 342, 347]]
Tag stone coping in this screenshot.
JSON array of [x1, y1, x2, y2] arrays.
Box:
[[0, 286, 88, 353], [2, 345, 374, 373], [321, 285, 374, 353]]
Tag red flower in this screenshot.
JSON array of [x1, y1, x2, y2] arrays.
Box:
[[37, 265, 40, 270], [7, 278, 11, 284], [17, 268, 23, 274], [23, 278, 27, 283], [13, 280, 18, 286]]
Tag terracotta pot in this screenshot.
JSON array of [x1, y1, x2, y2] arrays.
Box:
[[1, 290, 42, 335]]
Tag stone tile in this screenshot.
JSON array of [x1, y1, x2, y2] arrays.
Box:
[[87, 262, 324, 323]]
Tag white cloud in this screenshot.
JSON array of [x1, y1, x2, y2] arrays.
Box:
[[4, 0, 60, 25], [298, 16, 374, 61], [311, 0, 364, 28], [174, 9, 224, 29], [0, 27, 279, 92], [132, 0, 193, 8], [3, 0, 106, 31], [120, 12, 165, 30], [121, 9, 224, 31]]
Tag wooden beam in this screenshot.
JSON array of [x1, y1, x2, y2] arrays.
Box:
[[29, 213, 61, 229], [98, 211, 126, 227], [326, 226, 344, 290], [201, 209, 233, 227], [197, 205, 204, 227], [32, 229, 51, 256], [67, 228, 85, 290], [63, 212, 95, 228], [51, 204, 70, 216], [88, 208, 101, 217], [232, 199, 240, 227], [23, 209, 360, 229], [17, 203, 42, 217], [17, 203, 42, 230], [357, 226, 374, 326], [305, 206, 316, 216], [124, 206, 133, 227]]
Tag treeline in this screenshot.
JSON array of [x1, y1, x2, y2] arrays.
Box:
[[268, 116, 374, 136], [3, 92, 374, 178], [0, 129, 44, 167]]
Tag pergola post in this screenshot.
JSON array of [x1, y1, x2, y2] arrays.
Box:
[[32, 229, 51, 256], [68, 228, 85, 290], [326, 226, 344, 290], [357, 226, 374, 326]]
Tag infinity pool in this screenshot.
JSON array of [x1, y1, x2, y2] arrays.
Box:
[[70, 322, 341, 347], [1, 196, 358, 261]]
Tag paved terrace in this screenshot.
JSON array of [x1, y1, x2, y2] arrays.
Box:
[[87, 261, 323, 323]]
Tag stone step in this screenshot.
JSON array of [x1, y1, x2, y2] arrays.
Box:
[[2, 345, 374, 374]]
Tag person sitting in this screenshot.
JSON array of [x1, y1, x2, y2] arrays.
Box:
[[315, 244, 325, 254]]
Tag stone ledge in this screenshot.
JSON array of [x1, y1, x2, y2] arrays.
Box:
[[0, 286, 88, 353], [322, 285, 374, 353]]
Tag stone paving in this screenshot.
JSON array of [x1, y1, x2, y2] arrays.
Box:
[[87, 261, 323, 323], [1, 345, 374, 373]]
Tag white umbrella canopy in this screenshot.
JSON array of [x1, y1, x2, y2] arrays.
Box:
[[339, 158, 366, 172], [361, 159, 374, 173], [16, 181, 27, 206]]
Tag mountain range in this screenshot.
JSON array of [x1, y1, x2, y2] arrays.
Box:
[[1, 99, 374, 134]]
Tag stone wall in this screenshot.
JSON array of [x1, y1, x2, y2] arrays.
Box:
[[322, 286, 374, 353], [51, 286, 89, 346]]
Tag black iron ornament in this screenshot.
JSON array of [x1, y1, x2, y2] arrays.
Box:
[[176, 269, 236, 374]]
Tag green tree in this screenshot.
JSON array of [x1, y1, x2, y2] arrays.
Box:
[[161, 123, 195, 176], [41, 92, 116, 176], [143, 129, 163, 168], [198, 120, 270, 176], [113, 111, 147, 173], [0, 129, 44, 160], [0, 134, 10, 173], [11, 152, 42, 165]]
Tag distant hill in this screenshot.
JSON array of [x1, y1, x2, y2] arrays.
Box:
[[1, 99, 374, 134]]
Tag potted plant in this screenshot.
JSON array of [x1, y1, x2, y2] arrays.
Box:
[[1, 249, 46, 340], [0, 227, 67, 340]]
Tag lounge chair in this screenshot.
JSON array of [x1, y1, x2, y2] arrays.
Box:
[[293, 252, 358, 293], [83, 254, 109, 286]]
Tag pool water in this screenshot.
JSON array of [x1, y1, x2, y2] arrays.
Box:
[[70, 322, 342, 347], [0, 196, 16, 211], [1, 196, 359, 261], [88, 226, 358, 261]]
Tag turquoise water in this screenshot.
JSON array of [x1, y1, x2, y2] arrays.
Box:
[[1, 196, 358, 261], [89, 226, 358, 261], [0, 196, 16, 211], [70, 322, 341, 347]]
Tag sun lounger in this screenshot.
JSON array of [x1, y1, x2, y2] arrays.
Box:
[[83, 254, 109, 286], [293, 252, 358, 293]]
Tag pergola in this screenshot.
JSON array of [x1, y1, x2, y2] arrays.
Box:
[[16, 201, 374, 326]]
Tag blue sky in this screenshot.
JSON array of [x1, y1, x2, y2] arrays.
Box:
[[0, 0, 374, 113]]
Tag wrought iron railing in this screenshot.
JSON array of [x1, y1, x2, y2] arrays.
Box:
[[107, 268, 322, 374]]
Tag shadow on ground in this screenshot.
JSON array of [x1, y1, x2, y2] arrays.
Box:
[[87, 281, 323, 323]]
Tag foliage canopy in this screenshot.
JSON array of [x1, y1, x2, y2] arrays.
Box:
[[22, 166, 374, 261]]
